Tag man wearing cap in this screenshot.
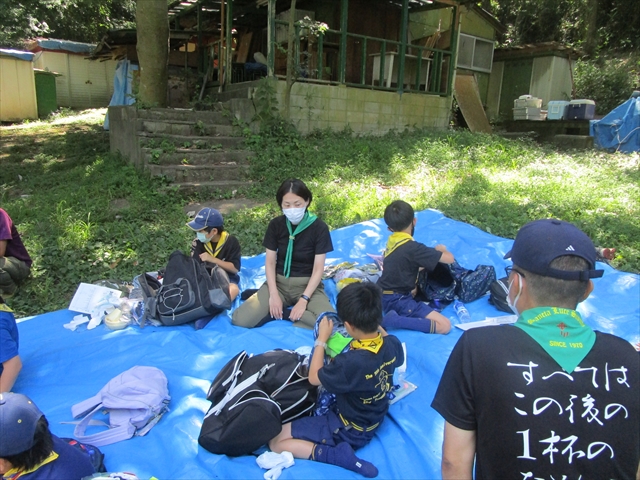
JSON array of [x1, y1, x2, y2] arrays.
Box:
[[187, 207, 241, 302], [0, 393, 95, 479], [431, 219, 639, 480], [0, 209, 32, 298]]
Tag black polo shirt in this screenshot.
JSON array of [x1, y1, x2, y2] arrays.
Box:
[[377, 241, 442, 294], [263, 215, 333, 277]]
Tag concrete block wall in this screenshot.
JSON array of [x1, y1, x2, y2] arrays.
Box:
[[276, 82, 451, 134]]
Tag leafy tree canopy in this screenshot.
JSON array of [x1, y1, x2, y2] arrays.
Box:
[[0, 0, 135, 48]]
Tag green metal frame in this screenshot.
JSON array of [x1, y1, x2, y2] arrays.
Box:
[[262, 0, 457, 97]]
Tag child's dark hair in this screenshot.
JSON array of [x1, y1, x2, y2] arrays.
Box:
[[3, 416, 53, 471], [336, 282, 383, 333], [276, 179, 313, 209], [204, 225, 225, 234], [384, 200, 414, 231]]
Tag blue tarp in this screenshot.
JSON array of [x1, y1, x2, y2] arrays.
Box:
[[0, 49, 34, 62], [13, 209, 640, 479], [591, 95, 640, 153], [103, 59, 138, 130], [32, 38, 95, 54]]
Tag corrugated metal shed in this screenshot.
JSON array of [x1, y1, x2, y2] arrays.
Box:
[[0, 49, 38, 121], [28, 38, 118, 109]]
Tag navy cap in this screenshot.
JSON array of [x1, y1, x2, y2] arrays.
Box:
[[504, 219, 604, 281], [186, 208, 224, 231], [0, 393, 43, 457]]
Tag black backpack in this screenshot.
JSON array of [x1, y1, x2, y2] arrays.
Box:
[[136, 251, 231, 327], [488, 276, 512, 313], [199, 349, 317, 457]]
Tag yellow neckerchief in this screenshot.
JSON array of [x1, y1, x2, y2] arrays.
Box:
[[350, 333, 384, 354], [384, 232, 413, 257], [0, 303, 13, 313], [203, 231, 229, 258], [3, 450, 58, 479]]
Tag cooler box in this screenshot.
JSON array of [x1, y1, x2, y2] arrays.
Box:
[[514, 95, 542, 109], [547, 100, 569, 120], [565, 99, 596, 120]]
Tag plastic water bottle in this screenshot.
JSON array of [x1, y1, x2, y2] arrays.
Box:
[[453, 296, 471, 323]]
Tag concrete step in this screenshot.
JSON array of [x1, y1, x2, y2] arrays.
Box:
[[163, 180, 254, 193], [138, 119, 237, 137], [137, 108, 232, 124], [141, 148, 253, 165], [147, 163, 250, 183], [552, 134, 594, 149], [138, 133, 246, 150]]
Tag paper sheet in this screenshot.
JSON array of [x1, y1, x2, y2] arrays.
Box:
[[455, 315, 518, 331], [68, 283, 122, 314]]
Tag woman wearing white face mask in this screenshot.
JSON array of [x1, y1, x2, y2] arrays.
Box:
[[232, 179, 335, 328]]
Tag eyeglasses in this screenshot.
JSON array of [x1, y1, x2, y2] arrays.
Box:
[[505, 266, 526, 278]]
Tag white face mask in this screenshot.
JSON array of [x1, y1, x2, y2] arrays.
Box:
[[507, 273, 523, 316], [283, 207, 306, 225]]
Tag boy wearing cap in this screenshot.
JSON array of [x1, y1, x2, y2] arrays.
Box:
[[431, 219, 639, 480], [187, 208, 241, 302], [0, 393, 95, 479], [0, 296, 21, 393]]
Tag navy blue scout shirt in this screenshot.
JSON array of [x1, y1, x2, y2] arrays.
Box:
[[14, 435, 95, 479], [377, 241, 442, 294], [318, 334, 404, 429], [263, 215, 333, 277], [190, 234, 242, 284]]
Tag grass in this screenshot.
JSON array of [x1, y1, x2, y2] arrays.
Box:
[[1, 110, 638, 317]]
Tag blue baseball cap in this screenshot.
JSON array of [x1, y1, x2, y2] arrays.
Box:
[[186, 208, 224, 231], [0, 393, 44, 457], [504, 219, 604, 281]]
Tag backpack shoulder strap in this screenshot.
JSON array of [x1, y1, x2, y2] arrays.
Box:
[[73, 404, 137, 447], [71, 393, 104, 419]]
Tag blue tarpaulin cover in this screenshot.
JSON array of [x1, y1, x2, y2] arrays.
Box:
[[103, 59, 138, 130], [14, 209, 640, 479], [591, 96, 640, 153], [0, 49, 35, 62], [32, 38, 95, 54]]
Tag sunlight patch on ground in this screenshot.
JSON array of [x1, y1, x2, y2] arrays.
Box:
[[1, 108, 107, 131]]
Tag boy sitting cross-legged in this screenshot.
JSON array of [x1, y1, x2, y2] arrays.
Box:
[[268, 282, 404, 477], [377, 200, 454, 334]]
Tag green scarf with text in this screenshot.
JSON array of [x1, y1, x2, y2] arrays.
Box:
[[514, 306, 596, 373]]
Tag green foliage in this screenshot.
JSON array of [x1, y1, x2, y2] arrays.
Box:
[[0, 0, 135, 47], [574, 56, 637, 114]]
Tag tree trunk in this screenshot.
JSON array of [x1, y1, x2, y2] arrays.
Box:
[[584, 0, 598, 58], [136, 0, 169, 107], [283, 0, 297, 120]]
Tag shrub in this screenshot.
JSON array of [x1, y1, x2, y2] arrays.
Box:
[[574, 56, 636, 115]]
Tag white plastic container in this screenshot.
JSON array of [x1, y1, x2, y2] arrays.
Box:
[[547, 100, 569, 120], [514, 95, 542, 109], [513, 107, 547, 121]]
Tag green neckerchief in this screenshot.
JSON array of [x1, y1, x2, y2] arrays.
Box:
[[203, 230, 229, 258], [385, 232, 413, 257], [514, 306, 596, 373], [283, 211, 317, 278]]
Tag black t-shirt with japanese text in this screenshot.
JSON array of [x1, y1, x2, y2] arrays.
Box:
[[318, 334, 404, 429], [377, 241, 442, 294], [431, 325, 640, 480], [190, 234, 241, 284], [262, 215, 333, 277]]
